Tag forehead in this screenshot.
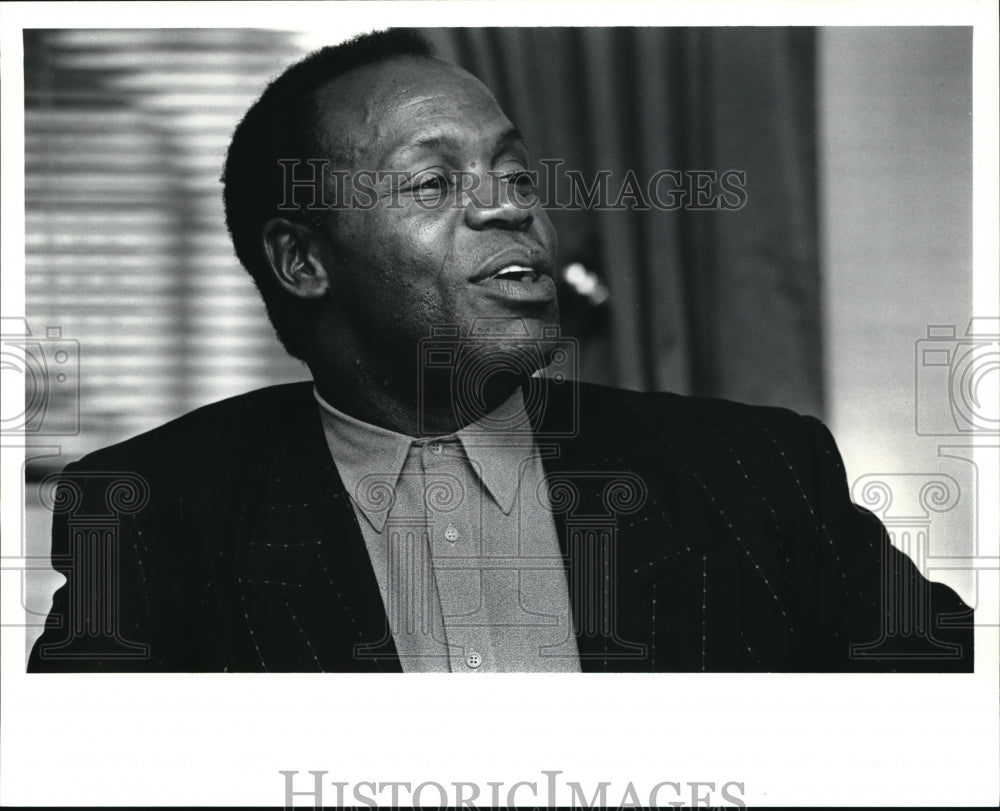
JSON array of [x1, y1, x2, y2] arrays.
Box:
[[310, 57, 515, 164]]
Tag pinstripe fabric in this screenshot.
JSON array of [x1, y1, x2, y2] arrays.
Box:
[[315, 388, 579, 672], [29, 381, 973, 672]]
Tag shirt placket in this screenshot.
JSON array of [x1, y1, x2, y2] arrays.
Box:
[[381, 446, 449, 671], [421, 438, 495, 672]]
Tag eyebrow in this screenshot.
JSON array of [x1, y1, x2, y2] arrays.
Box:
[[394, 126, 528, 158], [496, 126, 528, 152]]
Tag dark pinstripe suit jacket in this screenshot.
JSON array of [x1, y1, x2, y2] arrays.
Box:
[[28, 381, 973, 672]]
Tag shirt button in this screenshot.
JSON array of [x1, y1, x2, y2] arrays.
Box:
[[429, 441, 443, 455], [444, 526, 459, 543], [465, 651, 482, 669]]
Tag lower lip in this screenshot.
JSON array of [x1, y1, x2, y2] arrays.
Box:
[[474, 274, 557, 305]]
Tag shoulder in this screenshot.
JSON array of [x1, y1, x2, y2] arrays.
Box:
[[561, 381, 847, 506], [570, 380, 822, 439], [562, 380, 838, 480], [67, 381, 315, 475]]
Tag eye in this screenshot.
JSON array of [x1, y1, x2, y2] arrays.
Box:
[[409, 170, 451, 199], [417, 174, 446, 190], [511, 170, 536, 190], [505, 169, 537, 199]]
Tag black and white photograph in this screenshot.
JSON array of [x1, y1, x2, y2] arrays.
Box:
[[1, 1, 997, 807]]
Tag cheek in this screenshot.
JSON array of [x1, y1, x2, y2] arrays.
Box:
[[329, 207, 463, 320], [533, 207, 559, 256], [384, 213, 462, 293], [374, 234, 454, 326]]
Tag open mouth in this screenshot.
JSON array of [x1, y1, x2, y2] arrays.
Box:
[[486, 264, 542, 283], [470, 252, 557, 306], [476, 264, 555, 303]]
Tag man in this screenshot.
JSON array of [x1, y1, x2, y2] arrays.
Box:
[[29, 29, 973, 672]]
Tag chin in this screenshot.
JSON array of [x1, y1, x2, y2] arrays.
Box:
[[461, 304, 560, 338], [455, 337, 547, 382]]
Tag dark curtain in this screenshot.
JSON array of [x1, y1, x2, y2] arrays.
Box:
[[420, 28, 824, 418]]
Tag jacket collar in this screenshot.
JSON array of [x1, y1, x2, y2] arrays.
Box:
[[250, 380, 716, 672]]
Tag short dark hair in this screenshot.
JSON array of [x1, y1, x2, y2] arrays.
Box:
[[222, 29, 435, 360]]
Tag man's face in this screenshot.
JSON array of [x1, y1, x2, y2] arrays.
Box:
[[309, 56, 559, 372]]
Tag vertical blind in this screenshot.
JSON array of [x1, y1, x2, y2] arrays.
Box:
[[24, 29, 312, 476]]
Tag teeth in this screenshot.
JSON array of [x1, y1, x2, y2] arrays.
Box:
[[494, 265, 534, 279]]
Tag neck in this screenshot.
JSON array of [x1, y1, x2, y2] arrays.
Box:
[[311, 361, 524, 437]]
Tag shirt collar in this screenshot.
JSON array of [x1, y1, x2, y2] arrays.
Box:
[[314, 387, 534, 530], [456, 387, 536, 516], [314, 390, 413, 533]]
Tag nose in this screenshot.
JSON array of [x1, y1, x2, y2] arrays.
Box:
[[463, 174, 535, 231]]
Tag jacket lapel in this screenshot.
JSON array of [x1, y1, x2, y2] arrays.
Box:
[[230, 384, 401, 672], [534, 378, 730, 672], [226, 380, 758, 672]]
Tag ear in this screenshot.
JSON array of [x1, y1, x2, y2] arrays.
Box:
[[261, 218, 331, 300]]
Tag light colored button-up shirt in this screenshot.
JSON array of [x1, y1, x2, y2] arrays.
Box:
[[315, 387, 581, 672]]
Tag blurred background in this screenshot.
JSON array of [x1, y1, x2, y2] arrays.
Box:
[[16, 27, 983, 647]]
